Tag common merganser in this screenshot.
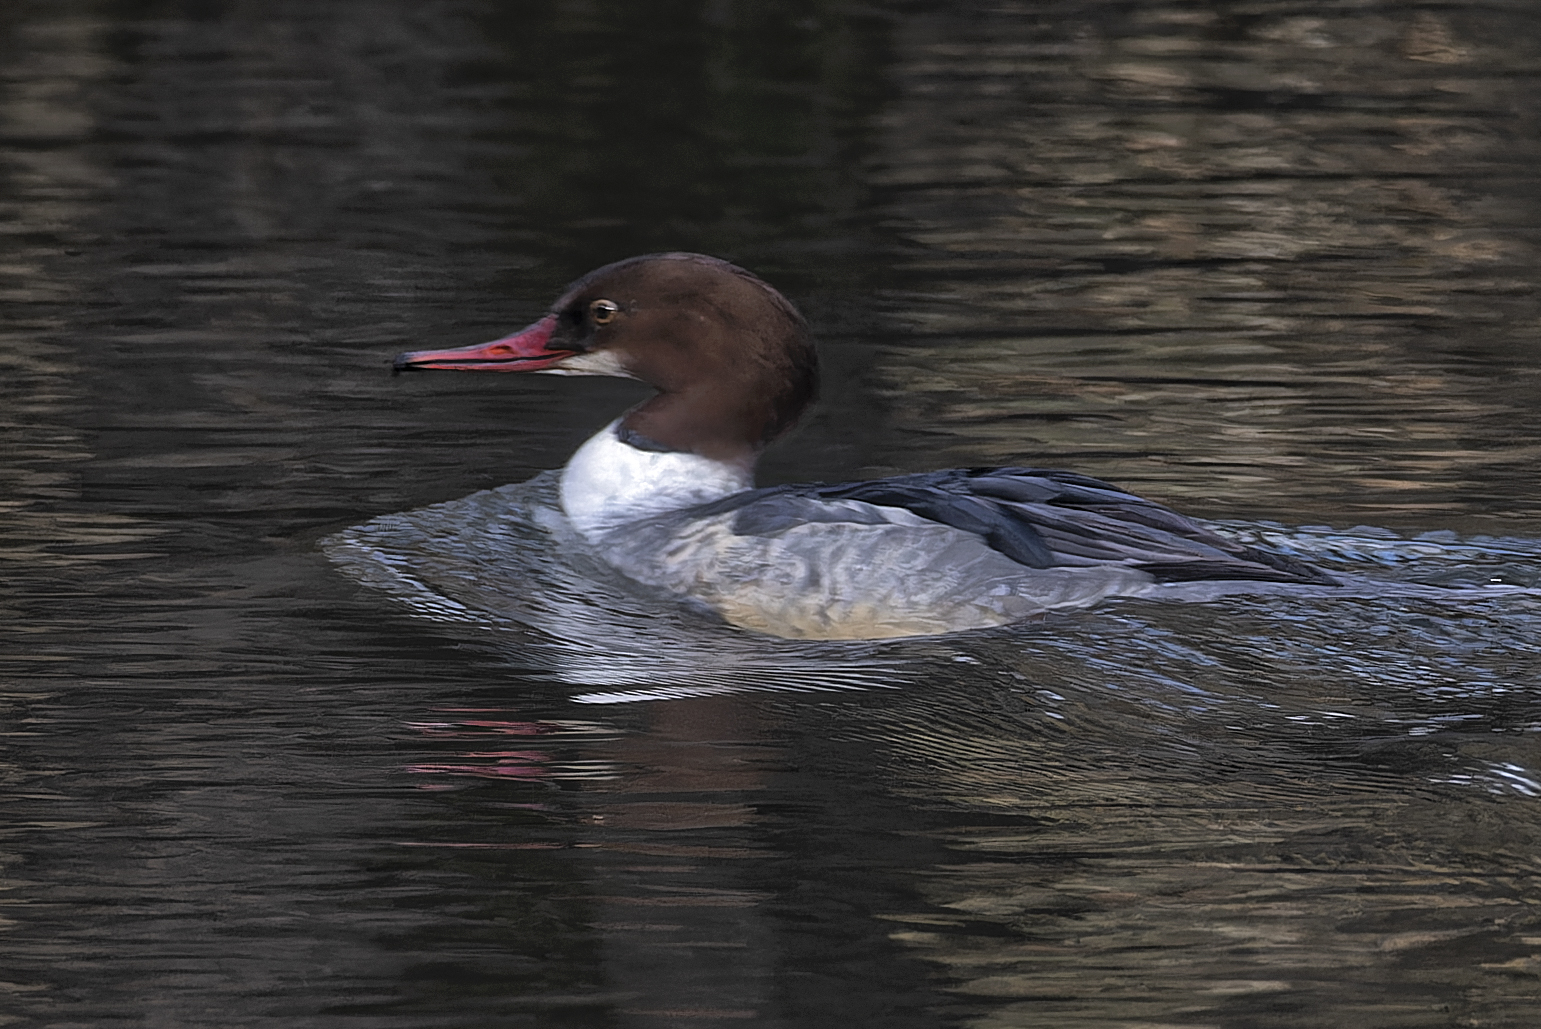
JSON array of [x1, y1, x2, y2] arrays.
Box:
[[394, 253, 1336, 640]]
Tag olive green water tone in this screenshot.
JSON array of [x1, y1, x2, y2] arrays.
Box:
[[4, 2, 1541, 1027]]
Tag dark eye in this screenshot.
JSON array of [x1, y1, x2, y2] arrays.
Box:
[[589, 299, 620, 325]]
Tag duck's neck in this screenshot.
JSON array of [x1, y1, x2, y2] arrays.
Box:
[[559, 419, 754, 539]]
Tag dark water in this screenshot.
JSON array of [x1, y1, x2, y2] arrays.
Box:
[[4, 1, 1541, 1026]]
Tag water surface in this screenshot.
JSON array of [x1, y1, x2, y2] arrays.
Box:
[[4, 1, 1541, 1027]]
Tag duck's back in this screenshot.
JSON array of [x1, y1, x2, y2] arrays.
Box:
[[589, 467, 1336, 640]]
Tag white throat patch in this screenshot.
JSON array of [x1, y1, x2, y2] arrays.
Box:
[[538, 349, 634, 378], [559, 419, 753, 539]]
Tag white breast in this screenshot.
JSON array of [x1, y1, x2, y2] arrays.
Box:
[[559, 420, 753, 539]]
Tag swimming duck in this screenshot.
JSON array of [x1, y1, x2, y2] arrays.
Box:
[[394, 253, 1335, 640]]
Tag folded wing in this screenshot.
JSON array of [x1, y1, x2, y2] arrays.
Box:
[[696, 467, 1337, 586]]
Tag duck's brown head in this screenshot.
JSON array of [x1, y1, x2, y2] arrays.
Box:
[[395, 253, 819, 465]]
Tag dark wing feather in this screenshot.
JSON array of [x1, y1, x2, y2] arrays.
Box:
[[694, 467, 1337, 586]]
